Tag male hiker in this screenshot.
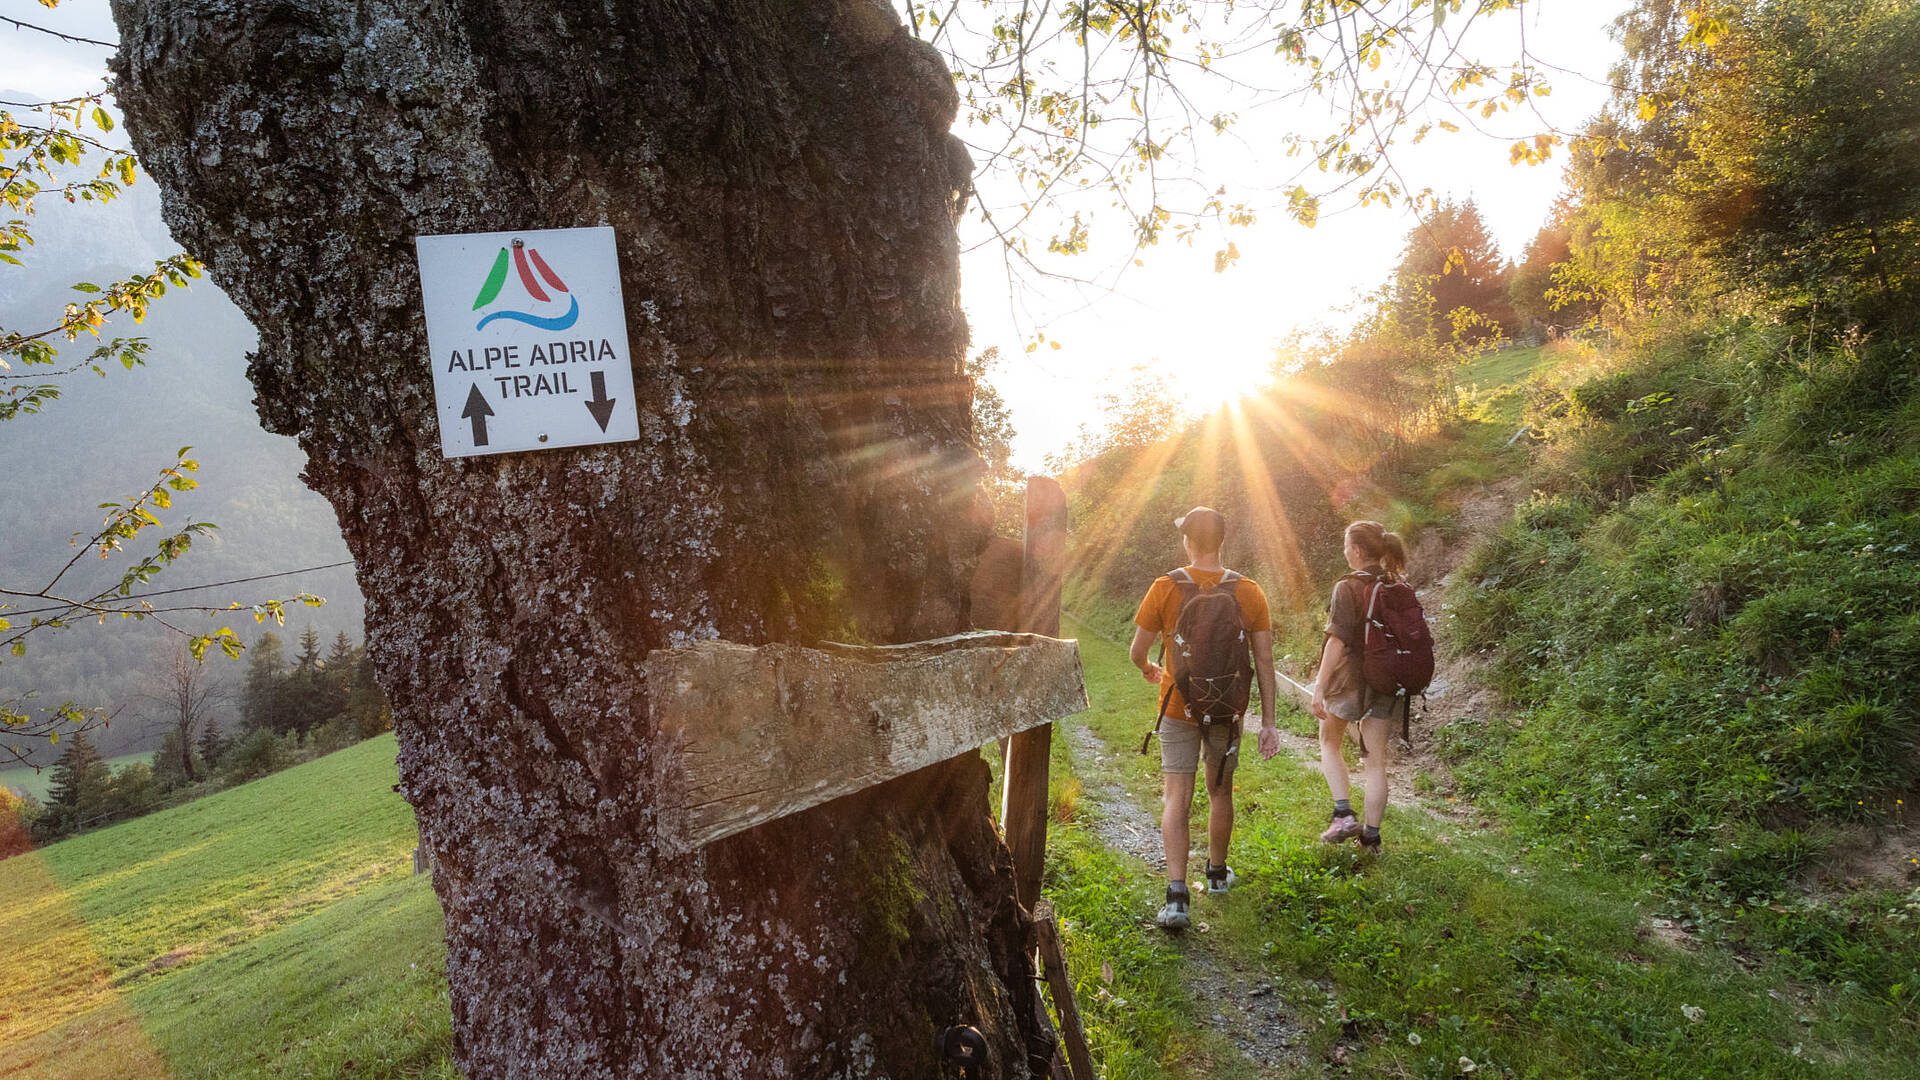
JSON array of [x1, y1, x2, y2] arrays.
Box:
[[1129, 506, 1280, 930]]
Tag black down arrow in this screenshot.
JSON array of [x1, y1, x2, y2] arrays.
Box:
[[584, 370, 617, 432]]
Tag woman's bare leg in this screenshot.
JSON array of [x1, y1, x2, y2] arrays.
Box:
[[1319, 713, 1350, 801], [1359, 713, 1391, 828]]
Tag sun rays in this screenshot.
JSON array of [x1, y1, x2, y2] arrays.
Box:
[[1055, 369, 1392, 618]]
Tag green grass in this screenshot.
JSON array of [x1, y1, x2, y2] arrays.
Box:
[[1459, 342, 1550, 392], [1335, 343, 1566, 547], [1444, 328, 1920, 993], [126, 874, 456, 1080], [2, 751, 153, 802], [0, 733, 455, 1079], [1043, 614, 1920, 1077]]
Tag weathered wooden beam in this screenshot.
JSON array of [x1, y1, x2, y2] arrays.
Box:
[[1003, 476, 1069, 911], [646, 631, 1088, 854]]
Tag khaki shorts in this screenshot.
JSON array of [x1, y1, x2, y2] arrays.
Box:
[[1324, 656, 1396, 723], [1157, 717, 1240, 780]]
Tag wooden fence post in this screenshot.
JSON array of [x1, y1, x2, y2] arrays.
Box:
[[1033, 899, 1095, 1080], [1002, 476, 1067, 912]]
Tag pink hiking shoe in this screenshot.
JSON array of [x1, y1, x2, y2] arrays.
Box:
[[1319, 812, 1363, 843]]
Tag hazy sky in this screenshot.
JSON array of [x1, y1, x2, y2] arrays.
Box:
[[4, 0, 1631, 467]]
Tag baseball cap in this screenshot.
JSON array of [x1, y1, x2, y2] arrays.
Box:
[[1174, 506, 1225, 548]]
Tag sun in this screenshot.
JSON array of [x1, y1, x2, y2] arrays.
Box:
[[1165, 327, 1281, 417]]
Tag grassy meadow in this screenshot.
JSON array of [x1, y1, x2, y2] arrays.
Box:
[[0, 734, 455, 1080]]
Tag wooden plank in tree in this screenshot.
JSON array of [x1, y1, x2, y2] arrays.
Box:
[[1003, 475, 1069, 911], [1033, 899, 1095, 1080], [645, 631, 1088, 854]]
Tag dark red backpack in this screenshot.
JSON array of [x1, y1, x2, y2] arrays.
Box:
[[1346, 571, 1435, 739]]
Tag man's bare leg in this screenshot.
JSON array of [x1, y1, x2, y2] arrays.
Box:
[[1162, 771, 1196, 882], [1205, 764, 1233, 869]]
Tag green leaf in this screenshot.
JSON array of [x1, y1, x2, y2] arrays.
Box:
[[92, 106, 114, 133]]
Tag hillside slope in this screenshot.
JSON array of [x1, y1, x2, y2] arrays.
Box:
[[0, 734, 453, 1079]]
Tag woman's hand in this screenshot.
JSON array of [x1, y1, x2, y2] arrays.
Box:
[[1310, 691, 1330, 723]]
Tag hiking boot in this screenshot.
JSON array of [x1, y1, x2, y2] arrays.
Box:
[[1204, 864, 1237, 896], [1358, 830, 1382, 854], [1319, 811, 1363, 844], [1155, 882, 1191, 931]]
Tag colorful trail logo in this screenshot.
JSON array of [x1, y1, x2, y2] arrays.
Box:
[[472, 238, 580, 331]]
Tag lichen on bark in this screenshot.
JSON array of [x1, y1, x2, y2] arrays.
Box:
[[108, 0, 1043, 1074]]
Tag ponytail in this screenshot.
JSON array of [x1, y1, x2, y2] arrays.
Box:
[[1345, 520, 1408, 578]]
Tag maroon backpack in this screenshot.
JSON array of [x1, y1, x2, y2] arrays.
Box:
[[1347, 571, 1435, 739]]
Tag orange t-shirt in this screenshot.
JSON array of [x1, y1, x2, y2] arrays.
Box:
[[1133, 567, 1271, 722]]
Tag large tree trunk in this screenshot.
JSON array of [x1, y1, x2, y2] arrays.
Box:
[[109, 2, 1046, 1075]]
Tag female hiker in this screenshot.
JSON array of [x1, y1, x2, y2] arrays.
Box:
[[1310, 520, 1411, 852]]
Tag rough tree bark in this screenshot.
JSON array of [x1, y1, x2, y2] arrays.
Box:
[[109, 1, 1047, 1076]]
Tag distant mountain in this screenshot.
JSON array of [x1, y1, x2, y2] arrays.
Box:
[[1, 166, 365, 763]]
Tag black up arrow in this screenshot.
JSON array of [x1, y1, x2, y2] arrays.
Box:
[[461, 383, 495, 446], [584, 370, 617, 432]]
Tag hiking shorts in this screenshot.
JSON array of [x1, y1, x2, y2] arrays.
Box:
[[1158, 717, 1240, 781]]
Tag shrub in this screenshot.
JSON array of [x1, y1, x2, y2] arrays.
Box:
[[0, 788, 37, 858], [221, 729, 289, 784], [313, 713, 362, 755]]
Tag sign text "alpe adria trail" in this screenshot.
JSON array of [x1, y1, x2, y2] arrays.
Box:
[[416, 225, 641, 458]]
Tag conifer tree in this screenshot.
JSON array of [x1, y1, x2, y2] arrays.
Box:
[[197, 714, 227, 768], [242, 631, 287, 733], [320, 631, 355, 721], [47, 730, 110, 824], [1393, 198, 1516, 347], [296, 625, 322, 671]]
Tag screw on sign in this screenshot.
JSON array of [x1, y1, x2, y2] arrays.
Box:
[[415, 226, 643, 458]]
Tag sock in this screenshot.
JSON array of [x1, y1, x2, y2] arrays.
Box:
[[1166, 879, 1189, 897], [1362, 825, 1381, 841], [1333, 799, 1354, 816], [1206, 863, 1227, 877]]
